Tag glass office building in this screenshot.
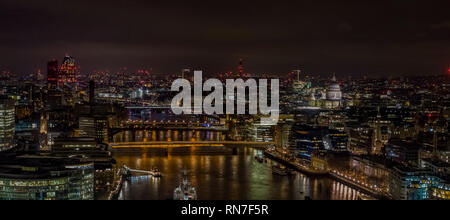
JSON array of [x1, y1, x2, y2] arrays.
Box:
[[0, 158, 94, 200]]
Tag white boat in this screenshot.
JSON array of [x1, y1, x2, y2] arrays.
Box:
[[173, 171, 198, 200], [152, 167, 162, 178]]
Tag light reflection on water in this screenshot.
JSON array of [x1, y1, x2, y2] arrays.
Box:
[[113, 130, 224, 143], [115, 147, 364, 200]]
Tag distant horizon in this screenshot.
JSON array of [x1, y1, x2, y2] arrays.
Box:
[[0, 54, 448, 79], [1, 0, 449, 77]]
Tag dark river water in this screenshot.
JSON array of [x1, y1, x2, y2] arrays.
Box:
[[115, 147, 363, 200]]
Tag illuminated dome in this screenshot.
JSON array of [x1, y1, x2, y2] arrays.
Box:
[[326, 75, 342, 101]]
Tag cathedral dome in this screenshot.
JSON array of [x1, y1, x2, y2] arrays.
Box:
[[328, 83, 341, 90], [326, 75, 342, 101]]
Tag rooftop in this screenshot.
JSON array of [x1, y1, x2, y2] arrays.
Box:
[[0, 156, 92, 180]]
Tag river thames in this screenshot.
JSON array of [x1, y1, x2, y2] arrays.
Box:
[[115, 146, 364, 200]]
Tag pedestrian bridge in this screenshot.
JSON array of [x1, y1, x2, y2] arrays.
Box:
[[123, 165, 161, 176]]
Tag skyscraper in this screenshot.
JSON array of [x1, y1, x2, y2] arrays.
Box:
[[89, 80, 95, 105], [235, 58, 244, 78], [0, 97, 15, 151], [47, 60, 59, 91], [59, 55, 78, 84], [47, 60, 62, 107]]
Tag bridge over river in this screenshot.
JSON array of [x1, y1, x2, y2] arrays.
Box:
[[108, 141, 274, 149]]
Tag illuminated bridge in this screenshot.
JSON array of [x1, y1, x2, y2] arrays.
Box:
[[108, 141, 274, 149], [125, 105, 172, 109]]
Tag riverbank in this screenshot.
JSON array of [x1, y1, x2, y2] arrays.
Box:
[[263, 149, 389, 200], [263, 150, 329, 176], [108, 168, 126, 200]]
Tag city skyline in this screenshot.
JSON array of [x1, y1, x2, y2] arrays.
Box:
[[0, 0, 449, 203], [0, 0, 449, 76]]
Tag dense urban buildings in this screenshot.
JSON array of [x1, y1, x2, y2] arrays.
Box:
[[0, 1, 449, 203], [1, 55, 449, 200], [0, 97, 15, 152]]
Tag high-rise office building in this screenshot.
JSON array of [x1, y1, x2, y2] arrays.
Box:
[[59, 55, 79, 107], [0, 97, 15, 151], [79, 116, 109, 143], [47, 60, 62, 107], [89, 80, 95, 105], [59, 55, 78, 84], [47, 60, 59, 91]]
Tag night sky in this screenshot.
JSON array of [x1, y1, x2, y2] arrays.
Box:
[[1, 0, 449, 76]]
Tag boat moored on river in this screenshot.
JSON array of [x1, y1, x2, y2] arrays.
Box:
[[174, 170, 198, 200]]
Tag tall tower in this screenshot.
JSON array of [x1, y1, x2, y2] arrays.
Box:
[[47, 60, 59, 91], [181, 69, 191, 80], [236, 58, 244, 78], [47, 59, 63, 108], [293, 70, 301, 81], [292, 70, 306, 92], [59, 55, 78, 84], [89, 80, 95, 106]]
